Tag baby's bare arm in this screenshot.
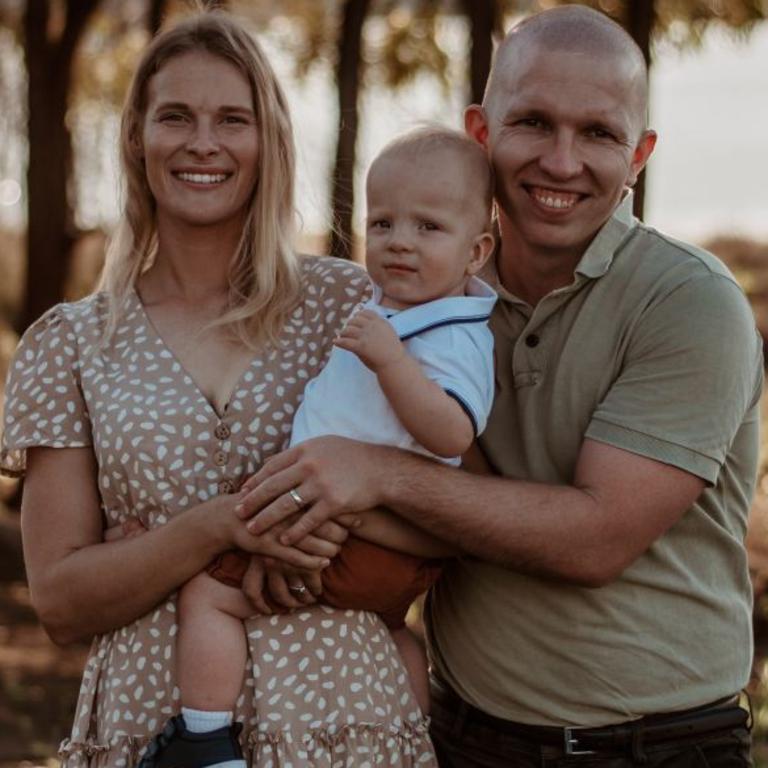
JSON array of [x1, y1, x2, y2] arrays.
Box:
[[335, 310, 474, 457]]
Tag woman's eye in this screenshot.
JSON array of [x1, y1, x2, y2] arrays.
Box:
[[223, 115, 247, 125], [370, 220, 390, 229], [160, 113, 186, 123]]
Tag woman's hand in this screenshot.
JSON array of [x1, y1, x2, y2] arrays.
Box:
[[241, 557, 322, 613]]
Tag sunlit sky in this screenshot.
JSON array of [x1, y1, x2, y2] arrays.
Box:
[[1, 19, 766, 245]]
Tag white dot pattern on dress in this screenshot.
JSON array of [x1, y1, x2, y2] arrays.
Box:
[[1, 256, 436, 767]]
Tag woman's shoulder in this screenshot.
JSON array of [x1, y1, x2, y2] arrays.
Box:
[[299, 254, 371, 301], [23, 291, 110, 342], [17, 293, 120, 368]]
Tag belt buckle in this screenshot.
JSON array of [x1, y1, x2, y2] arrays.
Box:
[[564, 726, 596, 756]]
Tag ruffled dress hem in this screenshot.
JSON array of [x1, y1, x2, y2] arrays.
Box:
[[59, 719, 434, 767]]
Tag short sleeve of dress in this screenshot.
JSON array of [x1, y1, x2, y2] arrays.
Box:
[[409, 321, 496, 436], [1, 307, 92, 478]]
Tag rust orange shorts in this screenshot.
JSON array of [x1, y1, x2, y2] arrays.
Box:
[[206, 537, 442, 629]]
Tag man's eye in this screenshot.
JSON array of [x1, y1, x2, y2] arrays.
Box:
[[518, 118, 545, 129], [587, 126, 614, 140]]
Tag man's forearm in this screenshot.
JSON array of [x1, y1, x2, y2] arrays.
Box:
[[376, 446, 606, 582], [239, 436, 703, 587]]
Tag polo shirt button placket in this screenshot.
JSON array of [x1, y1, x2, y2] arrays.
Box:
[[525, 333, 540, 348]]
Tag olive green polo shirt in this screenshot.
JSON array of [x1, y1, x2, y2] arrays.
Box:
[[427, 196, 763, 726]]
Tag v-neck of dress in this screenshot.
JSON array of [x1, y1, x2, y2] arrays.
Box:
[[129, 287, 256, 421]]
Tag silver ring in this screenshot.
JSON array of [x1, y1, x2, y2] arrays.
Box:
[[288, 584, 308, 594], [288, 488, 305, 509]]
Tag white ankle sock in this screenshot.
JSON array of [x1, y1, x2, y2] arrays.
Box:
[[180, 708, 245, 768]]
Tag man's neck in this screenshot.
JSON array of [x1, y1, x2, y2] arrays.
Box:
[[496, 219, 586, 307]]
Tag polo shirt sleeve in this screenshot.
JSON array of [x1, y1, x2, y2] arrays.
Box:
[[408, 323, 496, 436], [586, 274, 763, 484]]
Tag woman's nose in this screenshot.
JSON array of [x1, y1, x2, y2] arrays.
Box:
[[186, 120, 220, 156]]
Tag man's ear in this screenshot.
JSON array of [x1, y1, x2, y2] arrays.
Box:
[[466, 232, 496, 276], [628, 129, 657, 187], [465, 105, 490, 149]]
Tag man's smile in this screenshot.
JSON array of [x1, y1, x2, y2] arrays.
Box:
[[524, 185, 584, 211]]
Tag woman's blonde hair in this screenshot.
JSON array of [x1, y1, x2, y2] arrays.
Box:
[[98, 9, 301, 348]]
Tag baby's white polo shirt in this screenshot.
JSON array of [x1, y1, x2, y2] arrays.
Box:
[[289, 276, 497, 465]]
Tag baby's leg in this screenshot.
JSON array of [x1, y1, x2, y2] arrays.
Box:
[[177, 572, 255, 713], [390, 626, 430, 715]]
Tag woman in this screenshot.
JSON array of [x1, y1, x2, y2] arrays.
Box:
[[0, 11, 435, 767]]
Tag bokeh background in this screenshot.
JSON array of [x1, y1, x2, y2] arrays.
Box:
[[1, 0, 767, 765]]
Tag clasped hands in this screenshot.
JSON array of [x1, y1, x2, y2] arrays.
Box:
[[233, 435, 383, 611]]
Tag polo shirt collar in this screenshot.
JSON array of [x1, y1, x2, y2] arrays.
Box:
[[371, 276, 497, 340], [574, 193, 637, 280], [484, 193, 638, 303]]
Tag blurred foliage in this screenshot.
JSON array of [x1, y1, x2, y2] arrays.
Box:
[[540, 0, 766, 46]]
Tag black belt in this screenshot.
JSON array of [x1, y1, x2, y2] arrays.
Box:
[[430, 677, 749, 756]]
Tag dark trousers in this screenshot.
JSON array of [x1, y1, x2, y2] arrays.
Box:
[[429, 680, 753, 768]]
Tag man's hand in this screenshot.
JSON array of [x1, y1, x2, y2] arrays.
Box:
[[334, 309, 405, 372], [235, 437, 385, 544]]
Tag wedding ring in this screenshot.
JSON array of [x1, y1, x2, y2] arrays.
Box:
[[288, 584, 308, 594], [288, 488, 305, 509]]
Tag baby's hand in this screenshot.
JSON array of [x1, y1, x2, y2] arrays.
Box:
[[334, 309, 405, 372]]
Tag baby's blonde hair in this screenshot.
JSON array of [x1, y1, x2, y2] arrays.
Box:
[[98, 9, 301, 348], [370, 126, 494, 229]]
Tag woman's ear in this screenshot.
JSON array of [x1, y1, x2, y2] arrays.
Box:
[[128, 122, 144, 161], [466, 232, 495, 276]]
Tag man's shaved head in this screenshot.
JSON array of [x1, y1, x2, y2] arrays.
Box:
[[485, 5, 649, 133]]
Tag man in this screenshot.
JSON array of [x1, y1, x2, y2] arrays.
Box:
[[239, 6, 762, 765]]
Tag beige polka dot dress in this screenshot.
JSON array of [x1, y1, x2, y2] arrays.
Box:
[[1, 256, 436, 767]]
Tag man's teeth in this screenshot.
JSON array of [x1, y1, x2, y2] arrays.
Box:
[[530, 187, 579, 209], [176, 172, 228, 184]]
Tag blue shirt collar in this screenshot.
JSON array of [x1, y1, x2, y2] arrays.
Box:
[[370, 276, 497, 340]]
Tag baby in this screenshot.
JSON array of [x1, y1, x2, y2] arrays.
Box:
[[136, 126, 497, 766]]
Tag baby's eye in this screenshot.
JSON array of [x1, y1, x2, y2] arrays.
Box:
[[419, 221, 440, 231]]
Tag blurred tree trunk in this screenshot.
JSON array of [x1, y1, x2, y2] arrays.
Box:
[[147, 0, 169, 35], [21, 0, 100, 333], [460, 0, 499, 105], [625, 0, 654, 220], [328, 0, 371, 261]]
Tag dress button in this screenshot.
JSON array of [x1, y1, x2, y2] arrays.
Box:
[[525, 333, 540, 348], [214, 423, 231, 440], [213, 450, 228, 466], [218, 479, 235, 494]]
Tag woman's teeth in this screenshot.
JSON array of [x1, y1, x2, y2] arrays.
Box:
[[176, 172, 228, 184]]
